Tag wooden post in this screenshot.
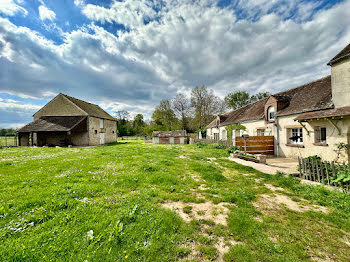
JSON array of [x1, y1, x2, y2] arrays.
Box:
[[316, 160, 320, 182], [311, 158, 315, 181], [325, 162, 330, 185], [331, 161, 335, 186], [320, 161, 324, 184], [298, 157, 302, 178]]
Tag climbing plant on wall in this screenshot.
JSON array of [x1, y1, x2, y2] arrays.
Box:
[[225, 124, 246, 140]]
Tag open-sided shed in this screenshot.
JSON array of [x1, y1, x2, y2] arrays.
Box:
[[152, 130, 188, 144]]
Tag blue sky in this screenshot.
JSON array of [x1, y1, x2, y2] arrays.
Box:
[[0, 0, 350, 128]]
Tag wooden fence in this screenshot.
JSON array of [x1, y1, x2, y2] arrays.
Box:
[[235, 136, 274, 155], [120, 136, 152, 140], [0, 135, 18, 147], [298, 157, 350, 191]]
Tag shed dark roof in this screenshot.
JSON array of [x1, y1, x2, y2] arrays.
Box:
[[328, 43, 350, 66], [61, 94, 116, 121], [207, 75, 333, 128], [152, 130, 187, 137], [294, 106, 350, 121], [18, 116, 87, 133]]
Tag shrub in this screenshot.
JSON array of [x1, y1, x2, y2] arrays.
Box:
[[228, 146, 240, 154], [195, 142, 207, 148], [215, 144, 226, 149]]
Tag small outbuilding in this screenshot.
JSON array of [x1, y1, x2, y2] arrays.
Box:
[[152, 130, 188, 144], [17, 93, 117, 147]]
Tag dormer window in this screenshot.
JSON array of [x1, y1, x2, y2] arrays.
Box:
[[267, 106, 275, 121]]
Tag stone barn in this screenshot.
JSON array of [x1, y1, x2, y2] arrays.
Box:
[[152, 130, 188, 144], [17, 93, 117, 147]]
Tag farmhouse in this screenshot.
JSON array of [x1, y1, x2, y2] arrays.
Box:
[[152, 130, 188, 144], [207, 42, 350, 161], [18, 93, 117, 147]]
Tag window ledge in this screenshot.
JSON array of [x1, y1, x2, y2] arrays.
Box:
[[285, 144, 304, 148], [313, 142, 328, 147]]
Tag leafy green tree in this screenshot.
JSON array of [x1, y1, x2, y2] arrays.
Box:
[[224, 91, 270, 110], [152, 100, 177, 131], [172, 93, 191, 131]]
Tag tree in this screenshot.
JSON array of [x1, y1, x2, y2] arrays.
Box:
[[152, 100, 177, 130], [250, 92, 270, 102], [191, 86, 224, 129], [133, 114, 145, 135], [224, 91, 251, 110], [172, 93, 191, 131], [224, 91, 271, 110]]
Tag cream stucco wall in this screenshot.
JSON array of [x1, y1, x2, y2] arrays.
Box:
[[34, 94, 87, 120], [88, 117, 117, 145], [278, 115, 349, 161], [331, 57, 350, 108], [207, 115, 350, 162]]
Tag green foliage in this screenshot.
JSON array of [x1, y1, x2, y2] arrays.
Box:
[[224, 91, 270, 110], [1, 142, 350, 261], [183, 206, 192, 214], [225, 124, 246, 140], [227, 146, 241, 154], [215, 144, 226, 149]]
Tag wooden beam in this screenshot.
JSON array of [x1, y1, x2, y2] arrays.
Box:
[[297, 121, 310, 135], [326, 119, 341, 135]]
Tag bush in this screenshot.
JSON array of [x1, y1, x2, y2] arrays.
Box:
[[195, 142, 208, 148], [228, 146, 240, 154], [215, 144, 226, 149]]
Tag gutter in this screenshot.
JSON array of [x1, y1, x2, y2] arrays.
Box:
[[327, 53, 350, 66]]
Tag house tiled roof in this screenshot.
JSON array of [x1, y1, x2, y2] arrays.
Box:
[[18, 116, 87, 132], [328, 43, 350, 66], [62, 94, 116, 121], [294, 106, 350, 121], [275, 75, 333, 116], [207, 75, 333, 128], [221, 98, 269, 126], [152, 130, 187, 137]]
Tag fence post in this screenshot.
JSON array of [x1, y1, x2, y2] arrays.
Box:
[[320, 161, 324, 184], [316, 160, 320, 182], [325, 162, 330, 185], [298, 157, 302, 178], [331, 161, 335, 186]]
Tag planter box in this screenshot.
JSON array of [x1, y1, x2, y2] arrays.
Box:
[[230, 153, 266, 164]]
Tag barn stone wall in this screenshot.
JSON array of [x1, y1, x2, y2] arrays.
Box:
[[88, 117, 117, 145], [34, 94, 87, 120]]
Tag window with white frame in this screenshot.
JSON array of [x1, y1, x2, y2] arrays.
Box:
[[257, 129, 265, 136], [267, 106, 275, 121], [315, 127, 327, 143], [289, 128, 303, 144]]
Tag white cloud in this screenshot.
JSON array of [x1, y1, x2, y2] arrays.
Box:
[[1, 0, 350, 126], [74, 0, 85, 7], [0, 0, 27, 16], [38, 5, 56, 21], [82, 0, 157, 29], [0, 101, 41, 111]]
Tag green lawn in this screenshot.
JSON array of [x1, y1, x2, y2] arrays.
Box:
[[1, 141, 350, 261]]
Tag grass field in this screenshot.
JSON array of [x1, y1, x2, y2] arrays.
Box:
[[1, 141, 350, 261], [0, 136, 18, 147]]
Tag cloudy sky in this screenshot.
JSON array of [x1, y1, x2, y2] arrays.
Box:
[[1, 0, 350, 128]]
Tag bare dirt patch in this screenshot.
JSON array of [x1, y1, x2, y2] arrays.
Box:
[[264, 183, 287, 192], [161, 201, 234, 225], [254, 193, 329, 214]]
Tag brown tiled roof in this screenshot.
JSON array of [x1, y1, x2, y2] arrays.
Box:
[[328, 43, 350, 66], [221, 98, 269, 125], [294, 106, 350, 121], [62, 94, 116, 121], [18, 116, 87, 132], [207, 75, 333, 128], [206, 112, 231, 128], [275, 75, 333, 116], [152, 130, 187, 137]]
